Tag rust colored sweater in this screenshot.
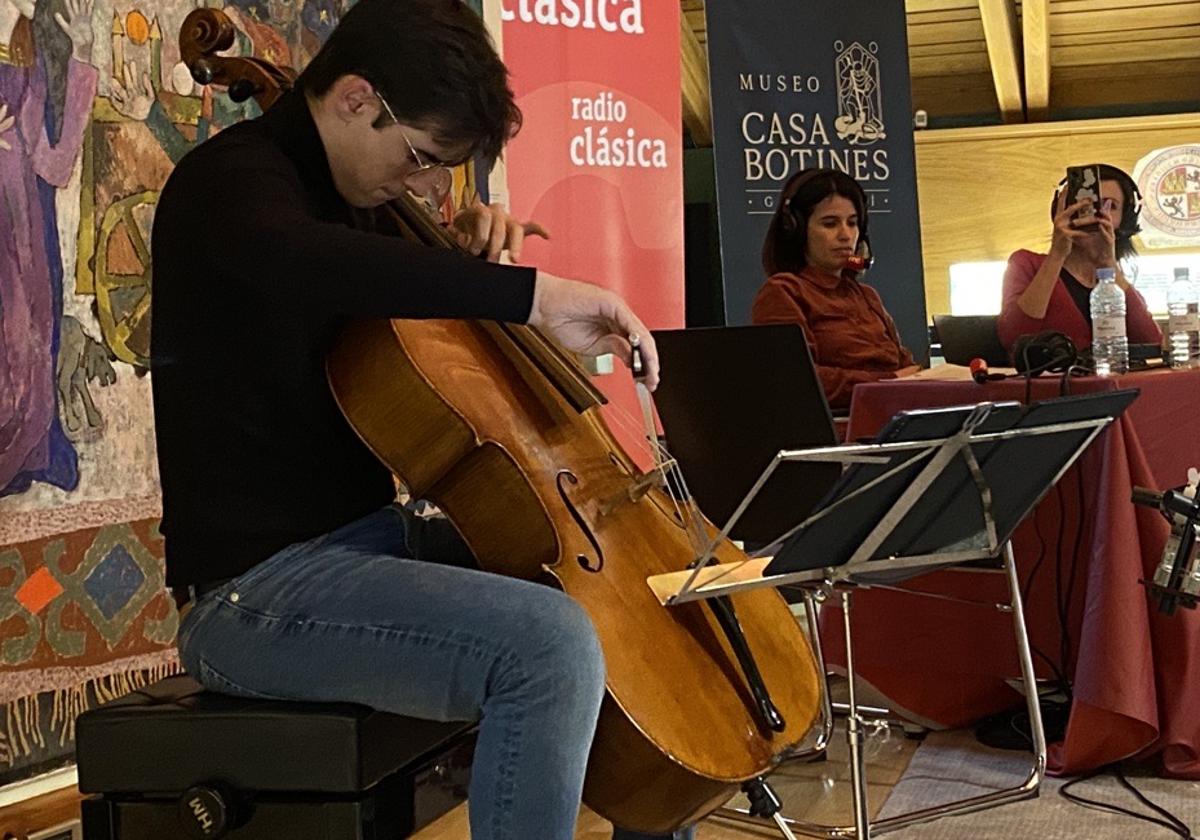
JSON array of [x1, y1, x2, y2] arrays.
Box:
[[751, 267, 914, 409]]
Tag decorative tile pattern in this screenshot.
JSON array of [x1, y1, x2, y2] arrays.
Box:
[[84, 545, 145, 621], [14, 568, 64, 617]]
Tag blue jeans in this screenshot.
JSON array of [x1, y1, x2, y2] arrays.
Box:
[[177, 506, 694, 840]]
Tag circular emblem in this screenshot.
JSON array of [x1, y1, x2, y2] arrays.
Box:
[[1137, 145, 1200, 238], [178, 784, 230, 838]]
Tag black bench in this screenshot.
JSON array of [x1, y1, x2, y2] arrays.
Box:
[[76, 675, 475, 839]]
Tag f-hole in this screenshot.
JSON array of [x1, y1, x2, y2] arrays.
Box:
[[557, 471, 605, 572]]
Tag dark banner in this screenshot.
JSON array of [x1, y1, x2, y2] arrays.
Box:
[[705, 0, 928, 358]]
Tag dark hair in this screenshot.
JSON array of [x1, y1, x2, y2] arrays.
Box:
[[761, 169, 869, 276], [1051, 163, 1142, 262], [296, 0, 521, 166]]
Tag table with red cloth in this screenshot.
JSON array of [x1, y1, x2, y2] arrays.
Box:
[[819, 367, 1200, 778]]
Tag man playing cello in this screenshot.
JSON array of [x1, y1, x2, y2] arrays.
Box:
[[151, 0, 697, 837]]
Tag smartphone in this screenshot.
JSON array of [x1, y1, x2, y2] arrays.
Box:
[[1065, 164, 1103, 229]]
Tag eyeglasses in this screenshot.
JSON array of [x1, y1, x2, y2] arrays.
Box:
[[373, 89, 453, 206]]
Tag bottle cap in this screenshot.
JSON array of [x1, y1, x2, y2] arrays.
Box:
[[1096, 267, 1116, 282]]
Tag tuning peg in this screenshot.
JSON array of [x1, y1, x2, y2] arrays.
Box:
[[189, 58, 214, 85], [228, 78, 258, 103]]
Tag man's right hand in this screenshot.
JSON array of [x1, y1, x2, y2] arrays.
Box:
[[528, 271, 660, 390]]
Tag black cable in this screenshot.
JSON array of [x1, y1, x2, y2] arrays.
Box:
[[1021, 340, 1037, 405], [1060, 766, 1195, 839], [1062, 465, 1088, 681], [1050, 369, 1086, 704], [1114, 767, 1195, 838], [1051, 482, 1074, 699], [1021, 355, 1072, 404], [1020, 507, 1047, 606], [1020, 502, 1070, 693], [1011, 359, 1079, 700]]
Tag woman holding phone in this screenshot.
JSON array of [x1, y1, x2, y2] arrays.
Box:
[[752, 168, 918, 410], [997, 164, 1161, 353]]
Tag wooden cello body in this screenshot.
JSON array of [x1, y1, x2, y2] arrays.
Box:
[[180, 10, 821, 831], [326, 317, 820, 831]]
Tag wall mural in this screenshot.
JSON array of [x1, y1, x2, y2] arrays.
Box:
[[1, 0, 490, 784]]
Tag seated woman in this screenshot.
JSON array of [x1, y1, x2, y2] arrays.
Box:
[[998, 164, 1161, 353], [752, 168, 919, 410]]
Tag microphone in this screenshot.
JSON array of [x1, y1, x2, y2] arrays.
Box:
[[970, 357, 990, 384], [1133, 468, 1200, 615], [969, 357, 1006, 383], [845, 254, 868, 272]]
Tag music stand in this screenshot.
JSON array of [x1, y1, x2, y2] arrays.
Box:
[[648, 390, 1138, 840]]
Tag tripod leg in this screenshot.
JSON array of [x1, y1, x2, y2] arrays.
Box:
[[771, 812, 800, 840], [840, 590, 872, 840], [741, 778, 797, 840]]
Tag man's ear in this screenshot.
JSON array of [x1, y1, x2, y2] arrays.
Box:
[[328, 74, 379, 123]]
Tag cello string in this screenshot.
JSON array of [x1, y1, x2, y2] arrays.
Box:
[[595, 370, 755, 586], [602, 382, 706, 541], [589, 400, 705, 553], [633, 378, 708, 557]]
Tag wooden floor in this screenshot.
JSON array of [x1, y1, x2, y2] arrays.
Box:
[[0, 717, 917, 839], [414, 719, 920, 839]]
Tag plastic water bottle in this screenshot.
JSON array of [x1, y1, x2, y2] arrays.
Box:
[[1090, 267, 1127, 376], [1168, 267, 1200, 369]]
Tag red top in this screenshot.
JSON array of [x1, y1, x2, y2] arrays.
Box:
[[997, 249, 1163, 353], [751, 267, 914, 409]]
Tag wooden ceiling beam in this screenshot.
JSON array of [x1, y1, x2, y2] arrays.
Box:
[[1022, 0, 1051, 121], [977, 0, 1025, 122], [906, 0, 978, 12], [1055, 36, 1200, 68], [911, 51, 992, 77], [1054, 25, 1200, 47], [1049, 4, 1200, 35], [680, 6, 712, 146], [907, 18, 985, 47], [1052, 58, 1200, 111]]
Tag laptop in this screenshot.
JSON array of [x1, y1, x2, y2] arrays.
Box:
[[933, 314, 1010, 366], [649, 324, 841, 546]]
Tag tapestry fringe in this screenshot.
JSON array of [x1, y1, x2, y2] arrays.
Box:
[[1, 661, 181, 768]]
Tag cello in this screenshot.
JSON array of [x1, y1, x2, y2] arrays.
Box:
[[178, 10, 821, 832]]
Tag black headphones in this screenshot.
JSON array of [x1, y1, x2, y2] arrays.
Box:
[[1052, 165, 1143, 240], [780, 168, 874, 273], [1010, 331, 1079, 376]]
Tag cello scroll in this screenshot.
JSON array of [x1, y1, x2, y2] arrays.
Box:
[[179, 8, 296, 110]]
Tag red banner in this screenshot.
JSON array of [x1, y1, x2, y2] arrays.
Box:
[[497, 1, 684, 458]]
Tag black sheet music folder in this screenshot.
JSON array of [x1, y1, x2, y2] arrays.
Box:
[[764, 389, 1139, 581]]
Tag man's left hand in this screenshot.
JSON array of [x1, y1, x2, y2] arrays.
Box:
[[451, 198, 549, 263]]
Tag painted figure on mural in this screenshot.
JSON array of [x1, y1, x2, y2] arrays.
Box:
[[0, 0, 99, 497], [2, 0, 473, 502], [113, 7, 265, 168]]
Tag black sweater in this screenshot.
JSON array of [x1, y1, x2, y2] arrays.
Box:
[[151, 90, 535, 586]]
